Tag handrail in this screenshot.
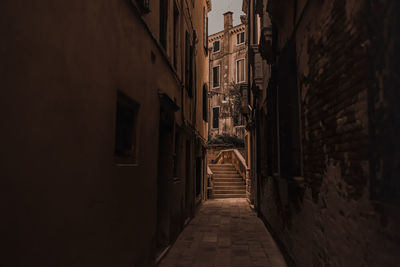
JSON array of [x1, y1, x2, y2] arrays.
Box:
[[206, 166, 214, 199], [207, 165, 213, 176], [212, 149, 248, 184]]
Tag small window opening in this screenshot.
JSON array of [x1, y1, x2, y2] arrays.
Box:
[[115, 91, 140, 164], [213, 107, 219, 129], [213, 40, 220, 52]]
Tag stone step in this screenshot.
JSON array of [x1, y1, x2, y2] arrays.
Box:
[[214, 185, 246, 190], [214, 177, 243, 181], [211, 170, 238, 173], [209, 165, 235, 168], [214, 179, 243, 182], [213, 173, 241, 176], [209, 167, 236, 170], [210, 169, 236, 172], [214, 183, 245, 187], [213, 188, 246, 194], [212, 194, 246, 198], [212, 173, 239, 176], [213, 175, 242, 179], [214, 181, 243, 185]]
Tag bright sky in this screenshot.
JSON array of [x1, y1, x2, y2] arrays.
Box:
[[208, 0, 245, 35]]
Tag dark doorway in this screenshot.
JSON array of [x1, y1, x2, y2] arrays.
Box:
[[185, 140, 192, 219], [196, 157, 202, 197], [156, 94, 178, 257], [156, 122, 172, 256]]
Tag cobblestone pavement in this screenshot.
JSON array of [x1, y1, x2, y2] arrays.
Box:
[[158, 198, 287, 267]]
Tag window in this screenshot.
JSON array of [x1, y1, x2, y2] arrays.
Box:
[[212, 107, 219, 128], [203, 7, 208, 53], [115, 91, 140, 164], [173, 132, 180, 177], [184, 31, 194, 97], [236, 59, 245, 83], [213, 40, 220, 53], [212, 66, 220, 88], [185, 31, 190, 91], [203, 84, 208, 122], [173, 2, 179, 69], [237, 32, 245, 45], [159, 0, 168, 49]]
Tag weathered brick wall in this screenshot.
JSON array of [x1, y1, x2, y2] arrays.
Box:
[[259, 0, 400, 266]]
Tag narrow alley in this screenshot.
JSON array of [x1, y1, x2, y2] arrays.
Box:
[[159, 199, 286, 267], [1, 0, 400, 266]]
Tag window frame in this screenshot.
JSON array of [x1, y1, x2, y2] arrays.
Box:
[[236, 58, 245, 83], [213, 40, 220, 53], [212, 65, 221, 88], [173, 2, 179, 69], [212, 106, 220, 129], [203, 84, 208, 122], [203, 7, 208, 54], [159, 0, 168, 50], [236, 32, 245, 45], [114, 91, 140, 165]]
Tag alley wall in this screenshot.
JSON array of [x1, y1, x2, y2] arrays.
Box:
[[245, 0, 400, 266], [0, 0, 210, 266]]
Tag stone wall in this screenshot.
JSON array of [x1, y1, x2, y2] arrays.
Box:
[[256, 0, 400, 266]]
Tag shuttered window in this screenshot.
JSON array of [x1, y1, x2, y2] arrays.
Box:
[[212, 107, 219, 128], [236, 59, 245, 83], [212, 66, 220, 88], [159, 0, 168, 49], [213, 41, 220, 52], [237, 32, 245, 44], [203, 84, 208, 122]]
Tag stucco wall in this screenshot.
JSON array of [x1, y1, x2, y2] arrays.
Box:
[[0, 0, 209, 266]]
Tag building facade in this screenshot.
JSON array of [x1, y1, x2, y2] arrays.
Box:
[[243, 0, 400, 266], [0, 0, 211, 266], [208, 12, 247, 140]]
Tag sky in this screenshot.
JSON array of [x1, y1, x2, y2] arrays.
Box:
[[208, 0, 245, 35]]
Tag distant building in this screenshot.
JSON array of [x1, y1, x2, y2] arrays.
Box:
[[208, 12, 247, 140]]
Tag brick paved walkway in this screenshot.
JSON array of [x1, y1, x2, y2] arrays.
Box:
[[158, 198, 287, 267]]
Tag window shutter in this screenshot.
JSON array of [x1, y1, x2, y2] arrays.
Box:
[[185, 31, 190, 90], [203, 85, 208, 122]]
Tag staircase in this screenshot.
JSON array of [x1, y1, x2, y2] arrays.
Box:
[[208, 164, 246, 198]]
